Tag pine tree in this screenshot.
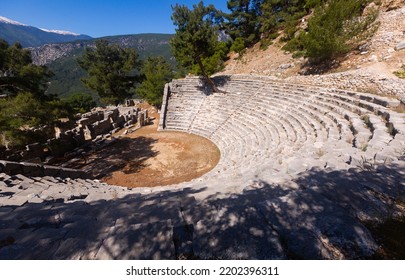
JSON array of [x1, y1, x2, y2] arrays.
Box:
[[226, 0, 264, 48], [77, 39, 141, 105], [64, 92, 96, 114], [0, 39, 53, 98], [136, 56, 174, 107], [171, 1, 224, 92], [0, 39, 69, 148]]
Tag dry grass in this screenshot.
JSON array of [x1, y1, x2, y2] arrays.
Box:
[[392, 102, 405, 114], [316, 148, 326, 158], [393, 65, 405, 79]]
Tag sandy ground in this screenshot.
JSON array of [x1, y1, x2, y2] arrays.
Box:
[[73, 105, 220, 188]]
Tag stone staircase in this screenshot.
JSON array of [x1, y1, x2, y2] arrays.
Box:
[[1, 74, 404, 259]]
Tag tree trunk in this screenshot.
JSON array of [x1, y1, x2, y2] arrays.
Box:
[[196, 56, 224, 93]]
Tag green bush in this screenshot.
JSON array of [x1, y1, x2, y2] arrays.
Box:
[[191, 41, 229, 76], [136, 56, 174, 107], [230, 37, 246, 54], [301, 0, 378, 63], [393, 65, 405, 79], [283, 31, 306, 52], [0, 93, 62, 148], [64, 92, 96, 114]]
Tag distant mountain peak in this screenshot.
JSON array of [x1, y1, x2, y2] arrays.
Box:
[[0, 15, 92, 47], [39, 28, 80, 36], [0, 16, 27, 26]]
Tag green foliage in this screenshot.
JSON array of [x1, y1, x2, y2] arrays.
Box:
[[171, 1, 224, 91], [64, 92, 96, 114], [45, 34, 175, 99], [259, 0, 308, 39], [282, 31, 306, 52], [259, 38, 273, 50], [300, 0, 378, 62], [0, 93, 66, 148], [77, 39, 141, 105], [46, 50, 97, 100], [192, 42, 229, 75], [305, 0, 325, 8], [393, 65, 405, 79], [0, 39, 53, 98], [230, 37, 246, 54], [0, 38, 70, 149], [136, 56, 174, 107], [225, 0, 264, 47]]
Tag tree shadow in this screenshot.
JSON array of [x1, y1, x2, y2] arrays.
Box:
[[298, 58, 342, 75], [193, 76, 231, 96], [212, 75, 231, 87], [67, 136, 159, 179], [0, 162, 404, 259]]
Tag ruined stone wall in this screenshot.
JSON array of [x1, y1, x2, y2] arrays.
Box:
[[0, 160, 89, 179], [1, 100, 149, 163]]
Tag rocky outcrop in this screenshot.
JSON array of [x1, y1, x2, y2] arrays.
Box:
[[381, 0, 405, 11], [29, 42, 89, 65], [285, 69, 405, 103], [29, 34, 173, 65]]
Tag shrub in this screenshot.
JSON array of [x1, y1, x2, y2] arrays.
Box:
[[64, 92, 96, 114], [301, 0, 378, 63], [230, 37, 246, 54], [393, 65, 405, 79]]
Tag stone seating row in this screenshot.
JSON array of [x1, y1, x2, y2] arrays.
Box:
[[163, 76, 405, 178]]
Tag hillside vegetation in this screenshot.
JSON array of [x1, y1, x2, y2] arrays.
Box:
[[30, 34, 174, 98]]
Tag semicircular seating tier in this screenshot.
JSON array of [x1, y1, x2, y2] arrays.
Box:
[[1, 74, 405, 260], [160, 74, 405, 193]]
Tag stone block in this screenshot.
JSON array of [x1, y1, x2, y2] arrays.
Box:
[[115, 115, 125, 128], [0, 161, 23, 176], [92, 119, 112, 136], [105, 108, 119, 123], [395, 41, 405, 51], [70, 128, 86, 147], [20, 163, 44, 177], [81, 111, 104, 124], [83, 125, 95, 140], [24, 143, 45, 160], [125, 99, 135, 107], [43, 166, 61, 178], [138, 111, 145, 127], [59, 168, 88, 179], [47, 138, 74, 157], [77, 117, 92, 127]]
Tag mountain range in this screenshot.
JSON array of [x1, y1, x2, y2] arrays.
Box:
[[0, 16, 173, 99], [0, 16, 92, 47]]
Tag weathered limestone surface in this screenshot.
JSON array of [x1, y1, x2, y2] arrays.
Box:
[[1, 161, 404, 259]]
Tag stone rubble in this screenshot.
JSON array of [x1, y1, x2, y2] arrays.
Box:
[[2, 100, 149, 164]]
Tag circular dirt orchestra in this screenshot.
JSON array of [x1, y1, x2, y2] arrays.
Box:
[[79, 104, 220, 188], [102, 130, 220, 188]]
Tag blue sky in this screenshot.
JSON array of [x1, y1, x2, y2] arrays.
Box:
[[0, 0, 229, 37]]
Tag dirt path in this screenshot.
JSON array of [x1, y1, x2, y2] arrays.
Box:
[[79, 105, 220, 188]]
